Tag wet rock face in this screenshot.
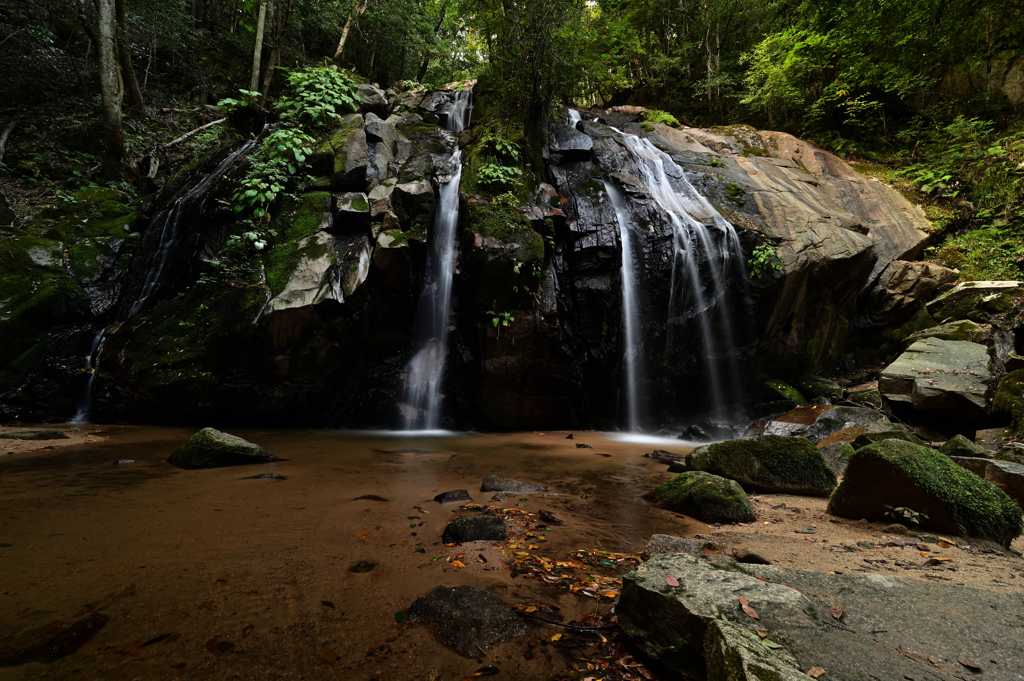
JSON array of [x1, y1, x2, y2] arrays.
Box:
[[407, 585, 525, 657]]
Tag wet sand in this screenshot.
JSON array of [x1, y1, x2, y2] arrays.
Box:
[[0, 427, 698, 680]]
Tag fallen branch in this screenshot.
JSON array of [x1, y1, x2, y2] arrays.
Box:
[[0, 119, 19, 167], [163, 117, 228, 149]]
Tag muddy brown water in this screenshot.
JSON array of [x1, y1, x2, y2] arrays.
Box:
[[0, 427, 701, 680]]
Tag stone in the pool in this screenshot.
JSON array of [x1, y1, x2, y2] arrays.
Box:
[[644, 450, 683, 464], [434, 489, 472, 504], [166, 427, 279, 469], [490, 492, 516, 502], [643, 471, 757, 524], [480, 475, 545, 492], [407, 585, 526, 657], [0, 429, 69, 441], [441, 516, 506, 543]]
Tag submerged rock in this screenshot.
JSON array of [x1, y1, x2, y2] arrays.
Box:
[[0, 429, 69, 440], [686, 435, 837, 496], [166, 427, 279, 469], [407, 585, 526, 657], [480, 475, 545, 492], [644, 471, 756, 524], [441, 515, 506, 543], [828, 439, 1023, 547], [433, 489, 472, 504]]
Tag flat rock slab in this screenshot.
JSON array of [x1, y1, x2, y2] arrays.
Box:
[[480, 475, 545, 492], [407, 585, 526, 657], [0, 429, 69, 441], [879, 338, 993, 424], [951, 456, 1024, 508], [619, 552, 1024, 680]]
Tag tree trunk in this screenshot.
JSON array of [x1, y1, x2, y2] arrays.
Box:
[[250, 0, 267, 91], [97, 0, 124, 179], [334, 0, 369, 62], [116, 0, 145, 112]]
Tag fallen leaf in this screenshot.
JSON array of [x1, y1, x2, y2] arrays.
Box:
[[197, 600, 213, 610], [666, 575, 679, 587], [318, 645, 337, 664], [738, 596, 750, 606], [205, 638, 219, 653], [741, 604, 759, 619], [807, 667, 825, 678], [924, 557, 951, 566], [242, 624, 254, 638], [288, 577, 298, 585], [127, 640, 143, 656], [928, 655, 940, 666], [217, 641, 235, 652], [959, 658, 982, 671], [395, 611, 405, 624], [452, 560, 466, 568], [830, 605, 844, 620], [401, 540, 408, 546], [754, 573, 768, 582], [551, 633, 562, 642], [756, 631, 768, 638], [938, 537, 956, 545], [637, 666, 653, 680]]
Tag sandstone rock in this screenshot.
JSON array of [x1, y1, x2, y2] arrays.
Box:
[[765, 405, 888, 444], [950, 456, 1024, 508], [879, 337, 994, 425], [828, 439, 1023, 546], [939, 434, 988, 458], [687, 435, 837, 496], [995, 442, 1024, 465], [868, 260, 958, 325], [903, 319, 992, 347], [441, 515, 506, 543], [167, 427, 278, 469], [407, 585, 525, 657], [480, 475, 545, 492], [644, 471, 757, 523]]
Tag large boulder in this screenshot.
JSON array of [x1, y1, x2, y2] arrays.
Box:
[[867, 260, 958, 327], [167, 427, 279, 469], [644, 471, 757, 523], [356, 83, 389, 117], [441, 515, 506, 543], [619, 552, 1024, 681], [686, 435, 837, 496], [763, 405, 887, 443], [407, 585, 525, 657], [878, 337, 995, 426], [950, 456, 1024, 508], [926, 280, 1022, 320], [828, 439, 1023, 546]]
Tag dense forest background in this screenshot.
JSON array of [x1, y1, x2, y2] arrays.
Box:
[[1, 0, 1022, 279]]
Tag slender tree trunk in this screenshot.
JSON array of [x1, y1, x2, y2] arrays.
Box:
[[334, 0, 369, 61], [250, 0, 267, 90], [97, 0, 124, 179], [116, 0, 145, 112]]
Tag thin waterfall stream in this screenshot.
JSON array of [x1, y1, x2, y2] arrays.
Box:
[[401, 91, 472, 430]]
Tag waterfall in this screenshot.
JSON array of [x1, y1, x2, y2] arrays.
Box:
[[68, 330, 104, 424], [604, 180, 645, 431], [401, 91, 472, 430], [566, 108, 582, 128]]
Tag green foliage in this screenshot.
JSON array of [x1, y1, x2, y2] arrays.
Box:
[[477, 163, 522, 190], [217, 89, 263, 112], [276, 64, 361, 127], [487, 309, 515, 336], [747, 241, 783, 279], [883, 505, 929, 525], [644, 110, 681, 127], [475, 132, 524, 191], [232, 129, 313, 223]]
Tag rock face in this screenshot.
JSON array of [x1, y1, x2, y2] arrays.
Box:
[[687, 435, 837, 496], [879, 337, 995, 426], [480, 475, 545, 492], [441, 515, 506, 543], [828, 439, 1023, 546], [644, 471, 757, 523], [407, 585, 525, 657], [867, 260, 958, 328], [619, 552, 1024, 681], [166, 427, 279, 469]]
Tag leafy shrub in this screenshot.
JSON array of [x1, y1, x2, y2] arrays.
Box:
[[747, 240, 783, 279], [276, 64, 360, 127], [217, 89, 262, 112], [645, 109, 681, 127]]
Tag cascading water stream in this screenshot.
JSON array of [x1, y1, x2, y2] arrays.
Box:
[[68, 330, 105, 424], [604, 180, 644, 431], [401, 92, 472, 430]]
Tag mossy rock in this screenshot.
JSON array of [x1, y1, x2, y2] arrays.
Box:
[[852, 429, 924, 449], [762, 380, 807, 406], [643, 471, 756, 523], [441, 515, 507, 543], [993, 369, 1024, 437], [686, 435, 837, 496], [464, 202, 543, 264], [796, 374, 842, 399], [264, 192, 333, 295], [167, 427, 279, 469], [827, 439, 1023, 547], [938, 434, 988, 458], [904, 320, 991, 348]]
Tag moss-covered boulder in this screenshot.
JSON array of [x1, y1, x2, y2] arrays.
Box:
[[167, 427, 279, 469], [828, 439, 1023, 547], [925, 281, 1022, 324], [993, 369, 1024, 437], [938, 434, 988, 458], [852, 428, 924, 449], [644, 471, 756, 523], [686, 435, 837, 496]]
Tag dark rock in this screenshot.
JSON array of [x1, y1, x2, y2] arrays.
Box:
[[818, 442, 855, 476], [993, 369, 1024, 437], [575, 443, 592, 449], [490, 492, 516, 502], [828, 439, 1023, 547], [641, 534, 710, 560], [667, 461, 688, 473], [357, 84, 389, 117], [950, 456, 1024, 509], [407, 585, 526, 657], [0, 190, 15, 225], [851, 428, 924, 449], [762, 380, 807, 405], [248, 473, 285, 479], [644, 450, 683, 463], [644, 471, 757, 523], [442, 515, 507, 543], [868, 260, 958, 328], [348, 561, 377, 573], [330, 192, 371, 232], [434, 489, 472, 504], [939, 434, 988, 458], [565, 433, 573, 439], [995, 442, 1024, 465], [480, 475, 545, 492], [682, 424, 712, 442], [0, 612, 111, 666], [538, 510, 563, 525], [0, 429, 69, 440], [731, 546, 772, 564], [166, 427, 279, 469], [687, 435, 837, 496]]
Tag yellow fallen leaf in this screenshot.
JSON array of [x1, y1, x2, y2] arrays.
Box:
[[807, 667, 825, 678], [525, 606, 537, 613], [551, 633, 562, 641], [452, 560, 466, 568]]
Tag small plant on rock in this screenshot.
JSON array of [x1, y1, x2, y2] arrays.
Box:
[[747, 240, 784, 279]]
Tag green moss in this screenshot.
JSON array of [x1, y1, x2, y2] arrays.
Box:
[[402, 121, 440, 135], [687, 435, 837, 495], [644, 471, 756, 523], [725, 182, 746, 206], [264, 192, 332, 295], [763, 379, 807, 405], [829, 439, 1023, 546], [904, 319, 989, 347], [350, 197, 369, 212], [993, 369, 1024, 436], [465, 202, 544, 265], [932, 289, 1016, 323]]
